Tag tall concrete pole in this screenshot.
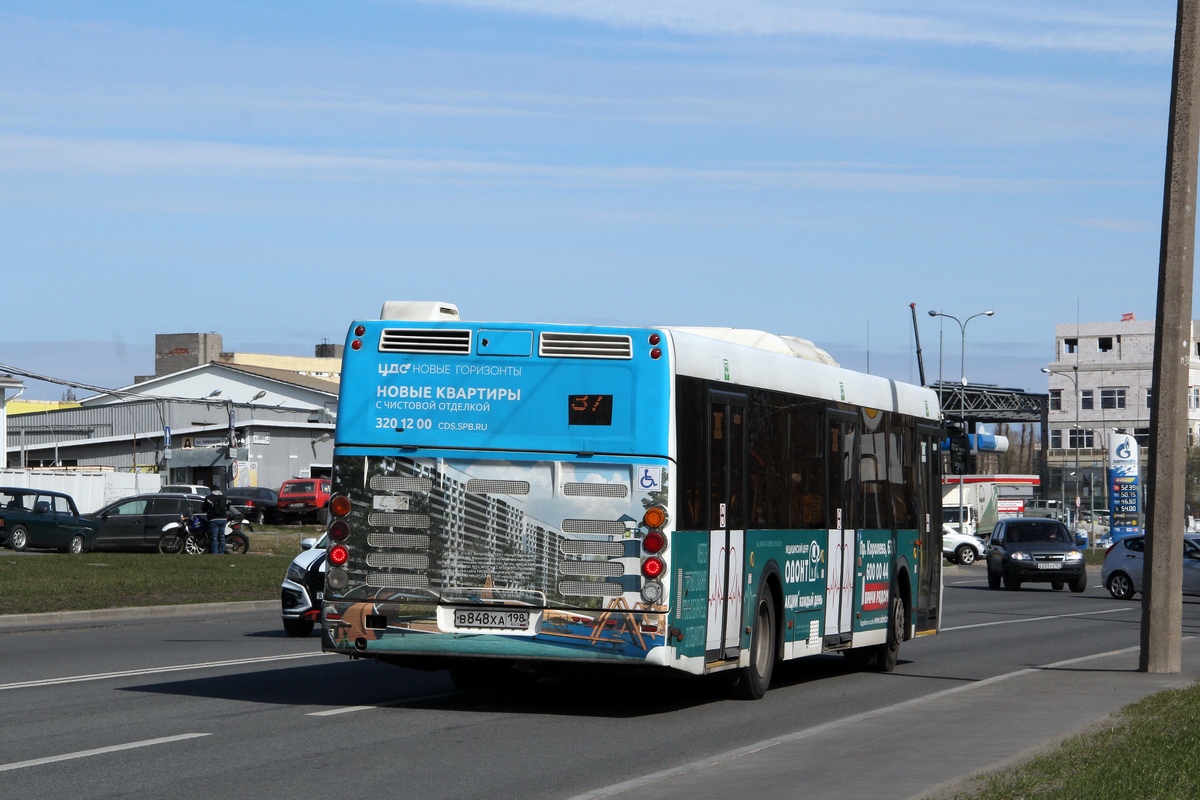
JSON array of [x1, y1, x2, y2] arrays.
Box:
[[1140, 0, 1200, 674]]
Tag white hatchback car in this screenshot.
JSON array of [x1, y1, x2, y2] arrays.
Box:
[[942, 524, 988, 566], [281, 533, 327, 636]]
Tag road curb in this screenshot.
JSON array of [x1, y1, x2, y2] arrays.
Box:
[[0, 600, 278, 631]]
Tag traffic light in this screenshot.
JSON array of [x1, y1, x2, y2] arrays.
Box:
[[946, 420, 969, 475]]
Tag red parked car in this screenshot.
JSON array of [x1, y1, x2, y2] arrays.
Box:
[[277, 478, 332, 524]]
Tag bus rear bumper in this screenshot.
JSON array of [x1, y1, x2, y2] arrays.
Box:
[[322, 601, 670, 666]]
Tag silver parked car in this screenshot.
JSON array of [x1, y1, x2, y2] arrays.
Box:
[[1101, 534, 1200, 599]]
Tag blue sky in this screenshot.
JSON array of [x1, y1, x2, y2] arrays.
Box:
[[0, 1, 1178, 398]]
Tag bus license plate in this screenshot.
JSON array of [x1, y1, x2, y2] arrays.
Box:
[[453, 609, 530, 631], [1037, 562, 1063, 570]]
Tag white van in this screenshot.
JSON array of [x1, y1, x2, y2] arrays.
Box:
[[160, 484, 211, 496]]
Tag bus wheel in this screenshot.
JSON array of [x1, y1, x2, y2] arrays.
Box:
[[873, 587, 905, 673], [733, 584, 777, 700]]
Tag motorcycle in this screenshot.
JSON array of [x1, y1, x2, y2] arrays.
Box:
[[158, 513, 249, 555]]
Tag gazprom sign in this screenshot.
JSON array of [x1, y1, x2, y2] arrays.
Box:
[[1108, 434, 1140, 539]]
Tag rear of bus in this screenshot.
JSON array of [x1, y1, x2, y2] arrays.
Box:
[[322, 303, 675, 673]]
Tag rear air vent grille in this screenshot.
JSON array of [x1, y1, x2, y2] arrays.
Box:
[[560, 540, 625, 557], [367, 513, 431, 529], [558, 560, 625, 577], [370, 476, 432, 493], [367, 533, 430, 549], [466, 480, 530, 495], [561, 519, 627, 537], [367, 552, 430, 570], [563, 482, 628, 498], [367, 573, 430, 589], [539, 332, 632, 360], [379, 329, 471, 354]]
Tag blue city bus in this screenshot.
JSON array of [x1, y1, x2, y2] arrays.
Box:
[[322, 301, 943, 698]]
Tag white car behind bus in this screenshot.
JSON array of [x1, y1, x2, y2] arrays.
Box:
[[281, 534, 326, 636]]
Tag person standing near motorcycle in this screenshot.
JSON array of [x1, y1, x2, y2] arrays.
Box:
[[201, 488, 230, 554]]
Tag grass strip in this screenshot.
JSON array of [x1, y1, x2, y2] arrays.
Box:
[[952, 681, 1200, 799], [0, 527, 320, 616]]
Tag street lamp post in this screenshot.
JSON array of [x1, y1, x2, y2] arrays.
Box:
[[929, 309, 995, 539], [1043, 364, 1081, 539]]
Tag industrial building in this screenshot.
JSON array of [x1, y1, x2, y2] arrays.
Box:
[[3, 333, 342, 492]]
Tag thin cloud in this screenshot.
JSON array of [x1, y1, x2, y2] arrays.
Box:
[[417, 0, 1172, 55], [0, 134, 1145, 194], [1065, 217, 1158, 232]]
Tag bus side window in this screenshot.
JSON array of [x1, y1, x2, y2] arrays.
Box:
[[675, 377, 707, 530], [893, 423, 917, 529], [789, 402, 824, 528]]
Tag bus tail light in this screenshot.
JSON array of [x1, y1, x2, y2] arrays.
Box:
[[643, 530, 666, 554], [329, 520, 350, 542], [642, 556, 665, 579], [329, 544, 349, 566], [642, 506, 667, 529], [330, 494, 352, 517], [640, 580, 663, 604]]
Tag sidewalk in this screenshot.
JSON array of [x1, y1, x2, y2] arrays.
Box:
[[572, 637, 1200, 800]]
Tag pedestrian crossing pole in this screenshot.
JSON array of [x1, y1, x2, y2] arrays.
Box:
[[1141, 0, 1200, 674]]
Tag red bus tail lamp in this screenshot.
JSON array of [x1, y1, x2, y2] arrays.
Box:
[[329, 520, 350, 542], [329, 544, 349, 566], [641, 556, 665, 579], [643, 530, 667, 554], [330, 494, 352, 518]]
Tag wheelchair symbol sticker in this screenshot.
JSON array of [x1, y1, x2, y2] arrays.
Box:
[[637, 467, 662, 493]]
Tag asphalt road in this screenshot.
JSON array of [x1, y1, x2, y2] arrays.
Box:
[[3, 565, 1199, 799]]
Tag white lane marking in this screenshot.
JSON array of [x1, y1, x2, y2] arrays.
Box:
[[308, 705, 376, 717], [942, 606, 1136, 632], [0, 652, 330, 692], [567, 642, 1165, 800], [0, 733, 210, 773], [307, 690, 462, 716]]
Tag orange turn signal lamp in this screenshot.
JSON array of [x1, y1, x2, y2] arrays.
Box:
[[330, 494, 351, 517]]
